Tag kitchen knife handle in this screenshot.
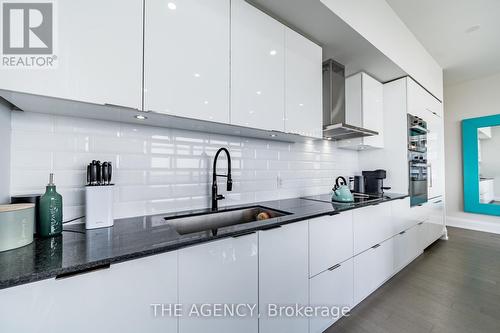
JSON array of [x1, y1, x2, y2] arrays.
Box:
[[96, 161, 102, 185], [87, 164, 91, 186], [90, 161, 97, 186], [102, 162, 109, 185], [108, 162, 112, 185]]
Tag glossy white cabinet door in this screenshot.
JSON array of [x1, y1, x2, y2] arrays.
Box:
[[309, 259, 354, 333], [144, 0, 230, 123], [178, 234, 258, 333], [340, 72, 384, 149], [391, 197, 415, 234], [285, 28, 323, 138], [393, 225, 421, 273], [231, 0, 285, 131], [361, 73, 384, 148], [309, 212, 353, 277], [426, 110, 445, 199], [353, 202, 393, 255], [0, 0, 142, 109], [423, 197, 445, 248], [259, 222, 309, 333], [0, 251, 178, 333], [353, 237, 394, 306]]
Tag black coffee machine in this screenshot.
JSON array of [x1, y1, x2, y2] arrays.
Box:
[[360, 170, 391, 196]]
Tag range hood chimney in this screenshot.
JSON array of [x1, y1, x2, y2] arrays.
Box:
[[322, 59, 378, 140]]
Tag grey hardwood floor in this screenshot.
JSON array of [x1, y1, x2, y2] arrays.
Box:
[[326, 226, 500, 333]]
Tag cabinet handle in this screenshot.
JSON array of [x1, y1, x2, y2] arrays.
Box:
[[371, 244, 381, 249], [418, 222, 424, 225], [328, 264, 341, 271], [433, 200, 442, 204], [427, 164, 433, 188], [399, 231, 406, 235], [56, 263, 111, 280], [260, 225, 282, 232], [232, 231, 256, 238], [103, 103, 140, 111]]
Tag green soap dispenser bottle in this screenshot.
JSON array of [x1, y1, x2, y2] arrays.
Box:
[[39, 173, 63, 238]]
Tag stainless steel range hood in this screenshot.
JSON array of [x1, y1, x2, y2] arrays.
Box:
[[322, 59, 378, 140]]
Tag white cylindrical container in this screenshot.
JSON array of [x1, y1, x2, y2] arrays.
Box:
[[85, 186, 114, 230], [0, 204, 35, 252]]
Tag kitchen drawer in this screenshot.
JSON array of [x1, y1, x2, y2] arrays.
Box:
[[0, 251, 178, 333], [309, 258, 353, 333], [391, 197, 415, 234], [309, 212, 353, 277], [353, 237, 394, 306], [393, 225, 421, 273], [421, 197, 444, 249], [259, 222, 309, 333], [409, 203, 428, 224], [178, 234, 258, 333], [353, 202, 393, 255]]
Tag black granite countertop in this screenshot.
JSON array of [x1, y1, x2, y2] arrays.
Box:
[[0, 193, 407, 290]]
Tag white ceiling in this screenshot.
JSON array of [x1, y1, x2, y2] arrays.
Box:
[[248, 0, 406, 82], [386, 0, 500, 86]]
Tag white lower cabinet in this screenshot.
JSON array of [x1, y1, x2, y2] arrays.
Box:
[[178, 234, 258, 333], [353, 202, 393, 255], [309, 259, 354, 333], [259, 222, 309, 333], [393, 225, 421, 273], [309, 212, 353, 277], [421, 197, 445, 249], [0, 251, 178, 333], [391, 197, 415, 234], [353, 237, 394, 306]]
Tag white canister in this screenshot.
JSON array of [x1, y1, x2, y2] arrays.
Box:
[[0, 204, 35, 252], [85, 186, 114, 230]]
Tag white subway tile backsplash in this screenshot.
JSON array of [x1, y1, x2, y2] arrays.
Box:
[[10, 112, 359, 220]]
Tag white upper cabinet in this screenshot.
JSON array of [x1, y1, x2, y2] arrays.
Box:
[[284, 28, 323, 138], [144, 0, 230, 123], [0, 0, 143, 109], [407, 77, 443, 119], [231, 0, 285, 132], [339, 72, 384, 150]]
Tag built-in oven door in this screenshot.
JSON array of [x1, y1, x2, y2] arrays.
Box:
[[410, 162, 428, 206]]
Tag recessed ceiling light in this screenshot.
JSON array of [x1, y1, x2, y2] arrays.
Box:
[[270, 134, 277, 137], [269, 50, 277, 56], [134, 114, 147, 120], [167, 2, 177, 10], [193, 73, 201, 78], [465, 24, 481, 34]]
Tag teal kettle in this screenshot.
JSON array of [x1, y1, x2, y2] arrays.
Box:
[[331, 177, 354, 203]]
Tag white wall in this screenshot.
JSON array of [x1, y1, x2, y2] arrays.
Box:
[[0, 101, 11, 204], [10, 112, 359, 221], [321, 0, 443, 100], [480, 126, 500, 198], [444, 72, 500, 234]]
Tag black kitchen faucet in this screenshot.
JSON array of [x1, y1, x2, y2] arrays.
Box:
[[212, 148, 232, 211]]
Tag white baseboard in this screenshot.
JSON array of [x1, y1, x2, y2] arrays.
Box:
[[446, 216, 500, 235]]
